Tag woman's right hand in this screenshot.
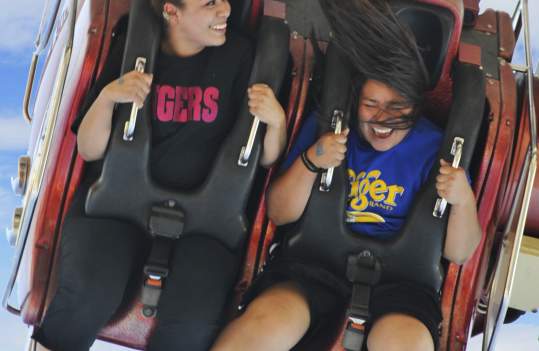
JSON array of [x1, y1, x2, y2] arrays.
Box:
[[306, 129, 349, 169], [101, 70, 153, 108]]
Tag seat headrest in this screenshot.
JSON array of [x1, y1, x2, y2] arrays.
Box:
[[229, 0, 255, 31], [392, 1, 456, 90]]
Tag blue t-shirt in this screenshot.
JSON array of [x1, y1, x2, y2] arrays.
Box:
[[281, 113, 443, 238]]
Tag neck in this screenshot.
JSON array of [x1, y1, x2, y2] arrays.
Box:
[[162, 28, 204, 57]]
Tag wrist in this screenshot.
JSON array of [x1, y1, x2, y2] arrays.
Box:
[[451, 189, 476, 208], [301, 150, 323, 173], [99, 86, 116, 108], [307, 146, 322, 168], [267, 111, 285, 129]]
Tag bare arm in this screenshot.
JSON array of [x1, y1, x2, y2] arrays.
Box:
[[437, 159, 482, 264], [247, 84, 287, 167], [77, 71, 152, 161], [267, 129, 349, 225]]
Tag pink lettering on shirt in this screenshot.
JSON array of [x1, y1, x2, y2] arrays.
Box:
[[174, 86, 188, 122], [202, 87, 220, 123], [156, 85, 175, 122], [154, 85, 220, 124]]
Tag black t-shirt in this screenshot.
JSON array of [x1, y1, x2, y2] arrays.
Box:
[[74, 26, 253, 190]]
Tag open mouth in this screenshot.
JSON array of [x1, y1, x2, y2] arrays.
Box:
[[372, 126, 393, 139], [210, 23, 227, 34]]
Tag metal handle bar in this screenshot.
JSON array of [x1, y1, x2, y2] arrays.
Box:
[[319, 110, 344, 192], [123, 57, 147, 141], [238, 116, 261, 167], [433, 137, 464, 218]]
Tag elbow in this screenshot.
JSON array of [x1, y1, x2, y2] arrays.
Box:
[[266, 186, 297, 226], [267, 209, 285, 226], [77, 138, 101, 162], [259, 156, 275, 169], [266, 197, 288, 226], [444, 232, 481, 266], [444, 253, 468, 266]]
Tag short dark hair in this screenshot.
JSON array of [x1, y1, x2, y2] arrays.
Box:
[[149, 0, 184, 18], [320, 0, 429, 108]]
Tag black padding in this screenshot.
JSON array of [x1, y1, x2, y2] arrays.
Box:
[[284, 0, 332, 41], [317, 42, 353, 132], [229, 0, 252, 31], [282, 57, 486, 291], [85, 11, 290, 251], [391, 1, 455, 89]]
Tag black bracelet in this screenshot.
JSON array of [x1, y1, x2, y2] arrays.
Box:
[[301, 151, 324, 173]]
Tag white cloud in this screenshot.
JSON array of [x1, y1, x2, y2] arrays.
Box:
[[0, 115, 31, 151], [92, 340, 133, 350], [480, 0, 517, 14], [468, 323, 539, 350], [0, 0, 45, 52]]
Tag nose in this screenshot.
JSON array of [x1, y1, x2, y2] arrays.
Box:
[[371, 107, 391, 122], [218, 0, 231, 18]]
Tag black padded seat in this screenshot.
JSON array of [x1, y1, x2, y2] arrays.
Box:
[[392, 0, 455, 89]]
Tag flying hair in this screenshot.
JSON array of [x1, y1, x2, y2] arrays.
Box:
[[320, 0, 430, 110]]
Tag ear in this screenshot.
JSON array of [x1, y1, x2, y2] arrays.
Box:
[[163, 2, 181, 23]]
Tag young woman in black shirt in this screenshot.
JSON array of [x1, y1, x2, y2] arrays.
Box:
[[32, 1, 287, 350]]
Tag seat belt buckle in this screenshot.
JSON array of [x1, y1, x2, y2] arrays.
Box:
[[141, 264, 169, 318], [144, 264, 169, 280], [343, 317, 366, 351]]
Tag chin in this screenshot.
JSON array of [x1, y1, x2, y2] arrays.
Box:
[[207, 34, 227, 47]]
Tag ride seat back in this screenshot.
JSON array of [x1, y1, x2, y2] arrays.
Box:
[[392, 0, 457, 90]]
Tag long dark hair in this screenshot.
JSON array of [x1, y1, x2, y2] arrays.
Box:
[[320, 0, 429, 109]]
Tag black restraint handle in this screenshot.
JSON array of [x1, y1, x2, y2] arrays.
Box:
[[85, 13, 290, 252]]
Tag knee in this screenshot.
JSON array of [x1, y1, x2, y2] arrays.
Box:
[[367, 314, 434, 351], [243, 282, 310, 328], [55, 264, 127, 314]]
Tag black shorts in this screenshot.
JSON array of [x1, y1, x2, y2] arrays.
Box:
[[242, 258, 442, 349]]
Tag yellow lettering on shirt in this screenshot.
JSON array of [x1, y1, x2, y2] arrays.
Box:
[[347, 168, 405, 223]]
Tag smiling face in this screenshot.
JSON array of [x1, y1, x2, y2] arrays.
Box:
[[164, 0, 231, 55], [357, 79, 415, 152]]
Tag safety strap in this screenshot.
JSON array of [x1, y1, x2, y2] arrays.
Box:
[[141, 205, 185, 318], [342, 251, 381, 351]]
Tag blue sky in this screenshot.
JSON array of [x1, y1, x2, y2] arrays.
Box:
[[0, 0, 537, 350]]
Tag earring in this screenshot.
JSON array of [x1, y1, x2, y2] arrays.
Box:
[[162, 11, 170, 21]]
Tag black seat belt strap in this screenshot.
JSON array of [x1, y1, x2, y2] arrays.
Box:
[[343, 250, 381, 351], [141, 204, 185, 318]]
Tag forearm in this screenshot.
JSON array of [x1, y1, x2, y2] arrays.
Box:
[[443, 199, 482, 264], [260, 120, 287, 168], [267, 157, 317, 225], [77, 91, 115, 161]]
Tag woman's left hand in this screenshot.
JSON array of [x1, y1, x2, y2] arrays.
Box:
[[436, 159, 474, 206], [247, 83, 285, 129]]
